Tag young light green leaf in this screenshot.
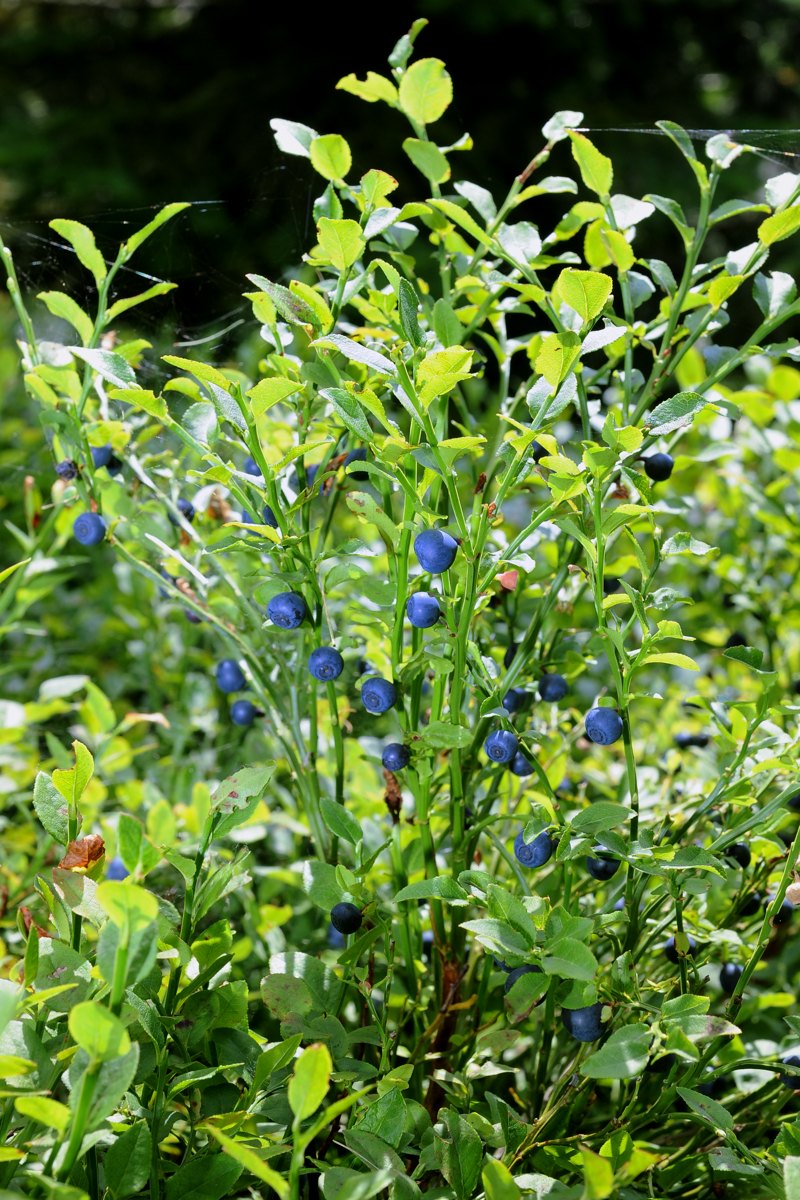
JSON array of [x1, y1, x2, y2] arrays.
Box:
[[71, 348, 138, 390], [536, 332, 582, 388], [37, 292, 93, 345], [569, 133, 613, 197], [33, 772, 70, 844], [416, 347, 474, 406], [398, 58, 453, 126], [758, 206, 800, 247], [69, 1001, 131, 1062], [123, 203, 190, 258], [108, 388, 168, 421], [310, 134, 352, 182], [50, 219, 107, 285], [247, 376, 302, 417], [288, 1042, 332, 1121], [403, 137, 450, 185], [202, 1127, 289, 1199], [317, 218, 365, 271], [336, 72, 398, 107], [106, 281, 177, 322], [246, 273, 321, 329], [320, 387, 374, 441], [312, 333, 395, 375], [319, 797, 363, 846], [555, 268, 613, 323]]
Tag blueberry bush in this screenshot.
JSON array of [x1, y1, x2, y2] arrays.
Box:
[[3, 19, 800, 1200]]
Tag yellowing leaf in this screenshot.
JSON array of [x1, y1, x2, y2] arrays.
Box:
[[555, 268, 613, 323], [337, 71, 398, 107], [416, 347, 474, 407], [247, 377, 302, 417], [645, 652, 700, 670], [707, 273, 745, 310], [758, 206, 800, 246], [535, 331, 582, 387], [398, 58, 453, 125], [569, 132, 613, 197]]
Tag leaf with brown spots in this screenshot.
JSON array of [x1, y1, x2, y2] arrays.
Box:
[[59, 834, 105, 873]]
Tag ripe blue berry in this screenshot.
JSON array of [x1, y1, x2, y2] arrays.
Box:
[[504, 964, 542, 994], [106, 856, 129, 881], [243, 455, 262, 477], [231, 700, 257, 726], [414, 528, 458, 574], [719, 963, 742, 995], [585, 707, 623, 745], [586, 849, 620, 881], [504, 643, 518, 669], [644, 452, 674, 482], [216, 659, 246, 693], [406, 592, 441, 628], [664, 935, 696, 964], [169, 497, 195, 525], [267, 591, 308, 629], [532, 440, 547, 463], [344, 448, 369, 479], [514, 830, 553, 868], [724, 842, 751, 869], [362, 676, 397, 714], [308, 646, 344, 681], [485, 729, 518, 763], [91, 444, 122, 474], [674, 731, 710, 749], [73, 512, 107, 546], [327, 925, 346, 949], [509, 751, 534, 777], [502, 688, 527, 713], [538, 673, 568, 702], [241, 505, 278, 529], [56, 459, 78, 481], [382, 743, 410, 772], [563, 1002, 605, 1042], [781, 1054, 800, 1089], [772, 898, 793, 926], [330, 902, 363, 935]]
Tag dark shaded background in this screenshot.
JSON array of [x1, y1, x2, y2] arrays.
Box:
[[2, 0, 800, 335]]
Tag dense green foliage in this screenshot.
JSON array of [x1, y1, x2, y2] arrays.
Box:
[[4, 19, 800, 1200]]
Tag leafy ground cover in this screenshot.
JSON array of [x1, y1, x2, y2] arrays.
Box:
[[2, 19, 800, 1200]]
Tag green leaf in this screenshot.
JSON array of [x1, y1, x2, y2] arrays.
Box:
[[71, 348, 138, 390], [581, 1147, 614, 1200], [336, 72, 398, 107], [261, 974, 314, 1021], [433, 298, 464, 346], [319, 797, 362, 847], [542, 110, 584, 141], [317, 218, 365, 271], [246, 273, 321, 329], [33, 772, 70, 844], [202, 1128, 289, 1199], [403, 138, 450, 184], [14, 1095, 70, 1133], [269, 118, 318, 158], [51, 739, 94, 809], [417, 347, 474, 407], [536, 331, 582, 388], [211, 764, 275, 838], [555, 268, 613, 323], [289, 1043, 332, 1121], [37, 291, 93, 345], [360, 169, 399, 207], [345, 491, 400, 549], [106, 282, 178, 322], [310, 134, 352, 182], [398, 58, 453, 126], [644, 390, 707, 435], [571, 803, 631, 834], [398, 278, 424, 347], [104, 1122, 152, 1198], [482, 1159, 522, 1200], [312, 333, 395, 375], [643, 652, 699, 671], [785, 1157, 800, 1200], [247, 376, 302, 417], [163, 1153, 243, 1200], [759, 207, 800, 247], [96, 881, 159, 930], [107, 388, 168, 421], [542, 936, 598, 980], [569, 132, 613, 197], [426, 198, 492, 246], [320, 387, 374, 442], [69, 1001, 130, 1062], [419, 720, 472, 749], [675, 1087, 733, 1132], [395, 877, 469, 903], [50, 219, 106, 285], [123, 203, 190, 258], [660, 532, 717, 557], [581, 1024, 652, 1079], [723, 645, 768, 671], [435, 1109, 482, 1200]]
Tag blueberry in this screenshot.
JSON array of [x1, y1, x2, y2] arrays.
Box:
[[184, 609, 203, 624], [106, 856, 129, 881], [724, 842, 751, 870], [169, 497, 195, 525], [241, 505, 278, 529], [485, 729, 519, 763], [538, 673, 568, 702], [562, 1002, 605, 1042], [291, 463, 321, 492], [585, 707, 623, 745], [231, 700, 257, 726], [414, 529, 458, 574], [362, 676, 397, 715], [344, 448, 369, 480], [586, 849, 620, 881], [780, 1054, 800, 1089], [406, 592, 441, 628], [725, 631, 747, 649], [719, 963, 742, 995], [643, 452, 674, 482], [243, 455, 262, 477], [509, 751, 534, 777], [382, 743, 410, 772], [308, 646, 344, 682], [603, 577, 622, 595], [327, 924, 346, 949], [664, 935, 696, 963], [504, 964, 542, 994], [56, 459, 78, 481], [330, 902, 363, 935], [514, 830, 553, 868], [674, 731, 710, 749], [91, 444, 122, 474], [216, 659, 246, 693], [532, 440, 547, 463], [772, 898, 794, 926], [267, 591, 308, 630], [73, 512, 107, 546], [503, 643, 518, 669], [788, 791, 800, 812], [503, 688, 527, 714], [739, 892, 763, 917]]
